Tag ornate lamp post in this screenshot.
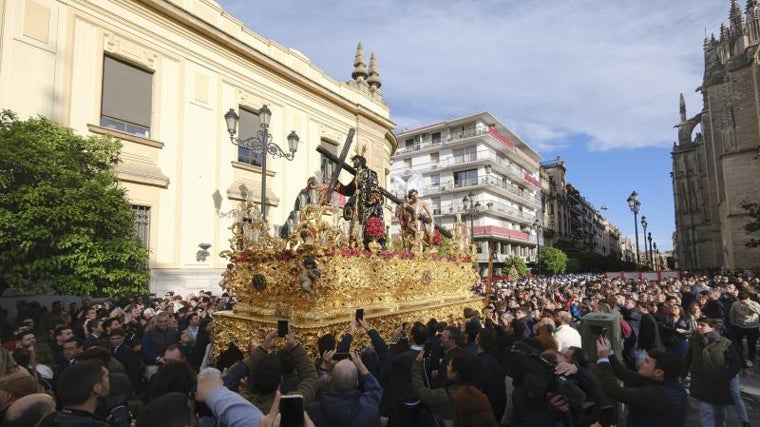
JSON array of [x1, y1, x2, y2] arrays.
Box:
[[462, 192, 481, 240], [653, 241, 659, 270], [640, 215, 649, 270], [647, 232, 653, 270], [224, 106, 299, 221], [533, 218, 542, 274], [626, 191, 642, 270]]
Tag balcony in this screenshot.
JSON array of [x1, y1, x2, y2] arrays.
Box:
[[472, 225, 535, 243], [481, 200, 537, 222], [394, 127, 501, 155], [448, 151, 539, 189]]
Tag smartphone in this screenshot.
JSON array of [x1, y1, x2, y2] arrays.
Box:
[[278, 320, 289, 338], [280, 394, 305, 427], [599, 328, 608, 339], [355, 308, 364, 321], [332, 352, 350, 361]]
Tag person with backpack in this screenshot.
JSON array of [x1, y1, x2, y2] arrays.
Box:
[[684, 317, 743, 427]]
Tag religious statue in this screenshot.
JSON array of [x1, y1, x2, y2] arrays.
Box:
[[396, 189, 435, 250], [280, 177, 320, 239], [336, 154, 386, 249]]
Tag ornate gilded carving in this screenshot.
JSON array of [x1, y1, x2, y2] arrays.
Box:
[[213, 184, 482, 359]]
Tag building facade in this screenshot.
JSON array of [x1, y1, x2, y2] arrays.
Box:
[[1, 0, 396, 293], [672, 0, 760, 271], [390, 112, 542, 278], [540, 157, 622, 260]]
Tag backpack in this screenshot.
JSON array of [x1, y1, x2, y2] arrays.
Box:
[[702, 338, 730, 374]]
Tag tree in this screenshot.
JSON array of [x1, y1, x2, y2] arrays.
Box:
[[503, 256, 528, 277], [0, 111, 149, 296], [540, 247, 568, 274], [742, 201, 760, 248]]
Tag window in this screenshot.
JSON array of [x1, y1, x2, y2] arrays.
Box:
[[431, 197, 441, 215], [430, 152, 439, 165], [405, 139, 414, 150], [430, 173, 440, 188], [432, 132, 441, 144], [453, 146, 476, 162], [454, 169, 478, 187], [319, 139, 338, 183], [101, 56, 153, 138], [238, 108, 262, 166], [132, 205, 151, 248]]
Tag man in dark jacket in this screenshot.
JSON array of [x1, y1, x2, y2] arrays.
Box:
[[636, 302, 662, 352], [37, 360, 113, 427], [594, 336, 688, 427], [141, 312, 179, 380], [307, 351, 382, 427], [389, 322, 429, 427], [685, 317, 742, 427]]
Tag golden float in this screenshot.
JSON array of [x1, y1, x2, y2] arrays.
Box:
[[214, 202, 485, 358]]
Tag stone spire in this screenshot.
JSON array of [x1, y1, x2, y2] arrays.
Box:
[[679, 93, 686, 122], [367, 53, 381, 90], [730, 0, 744, 36], [351, 42, 368, 83]]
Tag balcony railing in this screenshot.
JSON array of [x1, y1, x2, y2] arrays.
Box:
[[395, 127, 492, 154], [449, 151, 539, 188], [472, 225, 534, 242]]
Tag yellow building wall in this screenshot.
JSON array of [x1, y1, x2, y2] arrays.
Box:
[[0, 0, 396, 294]]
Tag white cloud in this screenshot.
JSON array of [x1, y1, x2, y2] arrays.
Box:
[[218, 0, 728, 151]]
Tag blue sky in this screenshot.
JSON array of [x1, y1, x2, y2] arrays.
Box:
[[216, 0, 732, 251]]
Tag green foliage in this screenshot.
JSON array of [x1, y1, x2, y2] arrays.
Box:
[[540, 247, 568, 274], [0, 111, 149, 296], [742, 201, 760, 248], [502, 256, 528, 277]]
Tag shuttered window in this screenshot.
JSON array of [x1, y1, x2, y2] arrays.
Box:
[[100, 56, 153, 138]]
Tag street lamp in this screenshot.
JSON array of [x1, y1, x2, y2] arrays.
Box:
[[462, 192, 481, 240], [626, 191, 642, 270], [647, 232, 653, 270], [653, 242, 659, 270], [640, 215, 648, 270], [224, 106, 299, 221], [533, 218, 542, 273]]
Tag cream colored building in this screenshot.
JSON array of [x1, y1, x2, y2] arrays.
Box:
[[1, 0, 396, 293]]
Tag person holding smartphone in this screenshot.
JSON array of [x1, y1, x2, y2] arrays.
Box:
[[593, 335, 688, 427], [305, 350, 382, 427]]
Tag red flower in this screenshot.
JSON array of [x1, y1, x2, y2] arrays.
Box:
[[364, 217, 386, 239]]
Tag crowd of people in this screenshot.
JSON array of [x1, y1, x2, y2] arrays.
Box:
[[0, 272, 757, 427]]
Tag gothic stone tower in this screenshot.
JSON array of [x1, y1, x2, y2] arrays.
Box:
[[673, 0, 760, 270]]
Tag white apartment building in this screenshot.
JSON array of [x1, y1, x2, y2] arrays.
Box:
[[391, 112, 542, 278]]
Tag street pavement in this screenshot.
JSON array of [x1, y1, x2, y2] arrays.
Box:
[[684, 368, 760, 426]]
